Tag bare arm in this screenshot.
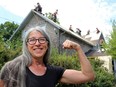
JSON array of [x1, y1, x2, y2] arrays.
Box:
[[60, 40, 95, 84], [0, 80, 4, 87]]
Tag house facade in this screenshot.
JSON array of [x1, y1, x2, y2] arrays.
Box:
[[9, 9, 114, 73], [10, 10, 95, 55]]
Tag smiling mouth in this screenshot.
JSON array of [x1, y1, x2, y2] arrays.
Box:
[[34, 48, 43, 50]]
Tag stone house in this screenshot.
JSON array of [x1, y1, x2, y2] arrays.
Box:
[[10, 9, 96, 55], [9, 9, 113, 73]]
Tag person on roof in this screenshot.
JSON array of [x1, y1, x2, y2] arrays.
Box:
[[34, 2, 42, 14], [0, 26, 95, 87]]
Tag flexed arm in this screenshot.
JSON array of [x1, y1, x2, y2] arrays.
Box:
[[60, 39, 95, 84]]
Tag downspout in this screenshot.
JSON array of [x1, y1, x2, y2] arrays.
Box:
[[58, 30, 65, 54]]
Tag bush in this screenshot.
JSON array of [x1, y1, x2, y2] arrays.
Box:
[[0, 44, 115, 86], [0, 40, 22, 69], [49, 48, 116, 87]]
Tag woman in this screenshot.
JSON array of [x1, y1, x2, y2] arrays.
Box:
[[0, 26, 95, 87]]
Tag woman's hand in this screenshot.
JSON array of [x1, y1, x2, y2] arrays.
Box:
[[62, 39, 81, 51]]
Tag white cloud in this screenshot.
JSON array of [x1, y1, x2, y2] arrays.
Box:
[[0, 0, 116, 37], [0, 0, 39, 17]]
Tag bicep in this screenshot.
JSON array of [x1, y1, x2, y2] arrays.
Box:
[[60, 69, 90, 84]]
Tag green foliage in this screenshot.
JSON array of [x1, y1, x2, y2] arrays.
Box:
[[50, 48, 80, 69], [0, 21, 22, 69], [0, 21, 115, 86], [0, 41, 22, 69], [88, 58, 116, 87], [45, 12, 60, 24], [49, 48, 116, 87], [103, 20, 116, 59], [0, 21, 19, 41]]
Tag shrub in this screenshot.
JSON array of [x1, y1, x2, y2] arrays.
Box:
[[49, 48, 116, 87]]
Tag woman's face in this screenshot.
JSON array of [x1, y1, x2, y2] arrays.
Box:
[[27, 30, 48, 59]]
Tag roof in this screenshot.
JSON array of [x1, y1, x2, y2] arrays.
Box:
[[85, 32, 101, 40], [84, 32, 105, 45], [9, 9, 95, 46], [89, 51, 107, 57]]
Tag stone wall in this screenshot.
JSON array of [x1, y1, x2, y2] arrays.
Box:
[[22, 14, 93, 55]]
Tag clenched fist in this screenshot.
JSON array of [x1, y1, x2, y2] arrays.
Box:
[[62, 40, 81, 51]]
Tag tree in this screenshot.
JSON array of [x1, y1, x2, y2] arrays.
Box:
[[50, 48, 116, 87], [0, 21, 115, 86], [45, 12, 60, 24], [0, 21, 22, 69], [103, 21, 116, 59], [0, 21, 19, 41]]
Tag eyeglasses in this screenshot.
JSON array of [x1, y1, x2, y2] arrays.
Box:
[[27, 37, 47, 45]]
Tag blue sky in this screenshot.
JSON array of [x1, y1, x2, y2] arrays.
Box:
[[0, 0, 116, 37], [0, 6, 23, 24]]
